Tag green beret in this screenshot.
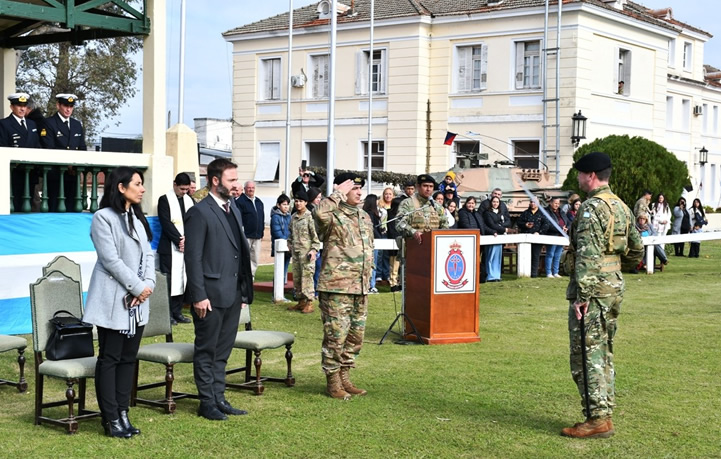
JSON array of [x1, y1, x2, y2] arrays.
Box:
[[573, 152, 611, 173]]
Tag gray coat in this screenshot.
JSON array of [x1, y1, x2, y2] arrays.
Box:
[[83, 207, 156, 330]]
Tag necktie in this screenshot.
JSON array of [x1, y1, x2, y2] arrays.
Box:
[[65, 120, 70, 130], [20, 119, 26, 130], [223, 202, 230, 214]]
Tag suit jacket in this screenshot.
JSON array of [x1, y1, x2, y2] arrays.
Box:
[[157, 193, 186, 256], [0, 115, 40, 148], [40, 113, 87, 150], [83, 208, 156, 330], [184, 195, 253, 309], [235, 193, 265, 239]]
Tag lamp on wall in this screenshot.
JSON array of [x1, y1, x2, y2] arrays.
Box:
[[571, 110, 587, 148], [699, 146, 708, 166]]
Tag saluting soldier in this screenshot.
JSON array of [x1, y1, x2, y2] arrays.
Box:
[[561, 152, 643, 439], [314, 173, 374, 400]]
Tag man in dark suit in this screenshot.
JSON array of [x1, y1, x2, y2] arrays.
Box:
[[0, 92, 41, 211], [184, 158, 253, 421], [235, 180, 264, 278], [157, 172, 194, 325], [40, 93, 87, 212]]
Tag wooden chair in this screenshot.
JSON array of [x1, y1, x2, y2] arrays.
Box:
[[131, 271, 196, 414], [226, 305, 295, 395], [0, 335, 28, 392], [29, 270, 100, 434]]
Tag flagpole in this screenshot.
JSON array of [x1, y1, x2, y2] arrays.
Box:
[[326, 0, 338, 196], [178, 0, 186, 124], [366, 0, 374, 195], [284, 0, 294, 194]]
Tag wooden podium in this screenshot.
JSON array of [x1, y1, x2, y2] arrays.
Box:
[[404, 229, 481, 344]]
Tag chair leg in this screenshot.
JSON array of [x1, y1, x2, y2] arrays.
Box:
[[252, 350, 264, 395], [35, 371, 43, 426], [78, 378, 87, 413], [65, 378, 79, 435], [164, 363, 177, 414], [131, 361, 139, 407], [284, 344, 295, 387], [17, 347, 28, 392]]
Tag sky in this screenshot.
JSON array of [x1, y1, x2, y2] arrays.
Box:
[[98, 0, 721, 140]]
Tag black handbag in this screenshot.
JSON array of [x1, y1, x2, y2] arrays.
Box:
[[46, 310, 94, 360]]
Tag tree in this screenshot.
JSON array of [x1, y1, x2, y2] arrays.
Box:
[[562, 135, 690, 206], [16, 35, 142, 141]]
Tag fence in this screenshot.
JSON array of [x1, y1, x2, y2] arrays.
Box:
[[271, 231, 721, 302]]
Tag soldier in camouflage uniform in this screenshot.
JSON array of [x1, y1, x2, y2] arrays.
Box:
[[396, 174, 449, 242], [314, 173, 374, 400], [288, 188, 321, 314], [561, 152, 644, 439]]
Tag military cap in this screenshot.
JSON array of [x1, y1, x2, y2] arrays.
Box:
[[7, 92, 30, 105], [333, 172, 365, 187], [307, 186, 322, 203], [56, 93, 79, 106], [416, 174, 436, 185], [294, 187, 309, 202], [573, 151, 611, 172]]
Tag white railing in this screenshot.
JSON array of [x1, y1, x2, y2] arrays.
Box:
[[271, 230, 721, 302]]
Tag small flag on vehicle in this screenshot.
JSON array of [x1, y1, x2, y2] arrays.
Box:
[[443, 131, 457, 145]]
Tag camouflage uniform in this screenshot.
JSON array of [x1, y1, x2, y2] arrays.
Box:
[[633, 196, 650, 219], [314, 190, 374, 375], [395, 192, 449, 238], [565, 184, 643, 419], [289, 210, 321, 301]]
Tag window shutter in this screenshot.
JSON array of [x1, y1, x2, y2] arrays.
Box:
[[322, 55, 329, 98], [515, 42, 525, 89], [612, 47, 619, 94], [480, 44, 488, 90], [312, 57, 320, 98], [380, 49, 387, 94], [623, 50, 632, 95], [271, 58, 281, 100], [355, 51, 364, 95], [457, 47, 470, 92], [262, 60, 271, 100]]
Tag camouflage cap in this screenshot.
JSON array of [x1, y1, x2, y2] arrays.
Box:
[[333, 172, 365, 187], [573, 152, 611, 172]]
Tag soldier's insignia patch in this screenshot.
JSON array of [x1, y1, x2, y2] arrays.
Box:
[[442, 241, 468, 290], [583, 212, 591, 218]]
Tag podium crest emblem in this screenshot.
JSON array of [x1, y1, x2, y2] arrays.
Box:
[[442, 241, 468, 290]]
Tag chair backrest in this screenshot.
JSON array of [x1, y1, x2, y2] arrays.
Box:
[[29, 270, 84, 353], [42, 255, 82, 285], [142, 271, 172, 339]]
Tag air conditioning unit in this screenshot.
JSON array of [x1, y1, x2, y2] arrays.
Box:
[[291, 74, 306, 88], [693, 105, 703, 116]]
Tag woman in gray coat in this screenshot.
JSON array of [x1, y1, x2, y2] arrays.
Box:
[[83, 167, 155, 438]]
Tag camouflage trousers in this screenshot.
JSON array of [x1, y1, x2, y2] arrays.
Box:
[[568, 295, 622, 419], [292, 253, 316, 300], [318, 292, 367, 375]]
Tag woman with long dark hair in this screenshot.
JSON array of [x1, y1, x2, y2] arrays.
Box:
[[457, 196, 485, 233], [483, 196, 508, 282], [363, 194, 383, 293], [671, 197, 690, 256], [83, 167, 155, 438], [650, 193, 671, 236]]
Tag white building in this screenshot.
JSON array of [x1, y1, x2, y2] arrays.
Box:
[[223, 0, 721, 207]]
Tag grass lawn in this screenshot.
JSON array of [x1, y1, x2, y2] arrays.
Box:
[[1, 242, 720, 458]]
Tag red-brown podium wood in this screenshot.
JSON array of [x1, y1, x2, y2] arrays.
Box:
[[403, 229, 481, 344]]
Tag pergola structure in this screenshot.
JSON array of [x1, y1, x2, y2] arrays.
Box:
[[0, 0, 170, 214]]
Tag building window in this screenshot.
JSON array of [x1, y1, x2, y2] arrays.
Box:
[[683, 42, 693, 71], [306, 142, 328, 168], [703, 103, 709, 134], [666, 96, 673, 129], [714, 106, 719, 135], [362, 140, 385, 171], [260, 58, 281, 100], [668, 38, 676, 68], [453, 141, 487, 168], [456, 44, 488, 93], [681, 99, 690, 131], [515, 41, 541, 89], [512, 140, 540, 169], [311, 54, 329, 99], [254, 142, 281, 182], [356, 49, 386, 95], [615, 48, 632, 96]]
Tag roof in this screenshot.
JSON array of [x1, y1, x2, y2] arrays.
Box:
[[223, 0, 708, 38]]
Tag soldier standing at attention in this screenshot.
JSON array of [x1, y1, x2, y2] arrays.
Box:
[[561, 152, 643, 439], [396, 174, 449, 245], [287, 188, 321, 314], [314, 173, 374, 400]]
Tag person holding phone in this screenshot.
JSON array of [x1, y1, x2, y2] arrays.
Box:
[[291, 161, 325, 198], [83, 167, 155, 438]]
